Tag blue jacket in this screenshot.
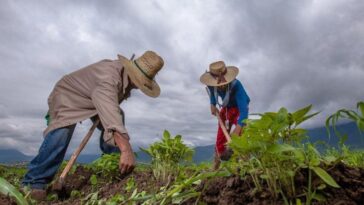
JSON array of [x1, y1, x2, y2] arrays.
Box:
[[208, 79, 250, 126]]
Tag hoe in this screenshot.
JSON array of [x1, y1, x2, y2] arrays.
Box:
[[52, 118, 100, 191]]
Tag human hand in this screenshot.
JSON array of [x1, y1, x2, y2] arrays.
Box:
[[114, 132, 135, 175], [119, 147, 135, 175], [210, 105, 219, 116], [232, 125, 242, 136]]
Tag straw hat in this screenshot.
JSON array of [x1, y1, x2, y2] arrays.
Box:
[[118, 51, 164, 98], [200, 61, 239, 86]]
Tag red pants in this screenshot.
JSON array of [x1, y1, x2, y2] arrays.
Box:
[[216, 107, 239, 154]]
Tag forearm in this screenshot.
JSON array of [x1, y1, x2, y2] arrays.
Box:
[[114, 131, 135, 175], [114, 132, 133, 153]]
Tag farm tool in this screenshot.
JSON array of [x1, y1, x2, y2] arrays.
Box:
[[204, 87, 234, 169], [52, 118, 100, 191], [213, 113, 233, 170]]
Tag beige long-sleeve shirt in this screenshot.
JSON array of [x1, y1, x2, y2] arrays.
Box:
[[44, 58, 130, 146]]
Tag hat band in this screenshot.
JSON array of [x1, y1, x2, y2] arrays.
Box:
[[134, 60, 153, 80], [209, 68, 227, 84]]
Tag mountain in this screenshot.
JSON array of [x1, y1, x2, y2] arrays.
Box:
[[307, 121, 364, 148], [1, 122, 362, 164], [0, 149, 32, 163]]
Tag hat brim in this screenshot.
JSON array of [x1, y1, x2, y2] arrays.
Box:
[[200, 66, 239, 86], [118, 54, 160, 98]]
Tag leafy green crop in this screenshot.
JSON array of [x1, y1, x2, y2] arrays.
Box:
[[229, 105, 339, 204], [0, 177, 28, 205], [141, 130, 194, 183], [91, 153, 120, 180]]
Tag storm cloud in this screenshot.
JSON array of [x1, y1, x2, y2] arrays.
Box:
[[0, 0, 363, 155]]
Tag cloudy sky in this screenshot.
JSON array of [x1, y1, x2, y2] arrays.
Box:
[[0, 0, 363, 156]]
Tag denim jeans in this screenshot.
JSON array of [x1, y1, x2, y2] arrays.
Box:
[[22, 124, 119, 189]]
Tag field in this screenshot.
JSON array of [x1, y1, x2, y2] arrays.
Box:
[[1, 103, 364, 205]]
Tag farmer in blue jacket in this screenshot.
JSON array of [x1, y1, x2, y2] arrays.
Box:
[[200, 61, 250, 167]]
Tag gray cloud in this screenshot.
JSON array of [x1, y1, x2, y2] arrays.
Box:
[[0, 0, 363, 156]]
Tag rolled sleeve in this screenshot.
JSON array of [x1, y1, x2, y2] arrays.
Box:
[[91, 80, 128, 146]]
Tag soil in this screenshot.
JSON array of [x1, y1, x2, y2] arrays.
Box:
[[1, 162, 363, 205], [0, 194, 16, 205], [198, 162, 364, 205]]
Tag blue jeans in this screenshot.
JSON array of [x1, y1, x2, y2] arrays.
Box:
[[22, 124, 119, 189]]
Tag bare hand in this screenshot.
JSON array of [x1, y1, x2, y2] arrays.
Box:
[[119, 148, 135, 175], [210, 105, 219, 116], [232, 125, 242, 136], [114, 132, 136, 175]]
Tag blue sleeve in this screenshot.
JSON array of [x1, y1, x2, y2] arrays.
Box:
[[234, 81, 250, 126], [207, 86, 216, 105]]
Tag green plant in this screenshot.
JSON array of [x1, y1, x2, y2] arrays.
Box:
[[0, 165, 27, 187], [90, 174, 98, 191], [229, 105, 339, 204], [139, 170, 230, 205], [326, 101, 364, 139], [0, 177, 28, 205], [105, 193, 125, 205], [325, 146, 364, 168], [70, 190, 82, 199], [141, 130, 194, 183], [298, 144, 339, 205], [46, 193, 58, 201], [325, 101, 364, 161], [125, 177, 136, 193], [91, 153, 120, 180], [82, 191, 100, 205], [343, 149, 364, 168], [230, 106, 318, 197]]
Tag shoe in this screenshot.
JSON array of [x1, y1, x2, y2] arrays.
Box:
[[29, 189, 47, 201]]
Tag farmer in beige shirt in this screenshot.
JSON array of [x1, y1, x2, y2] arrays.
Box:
[[22, 51, 165, 200]]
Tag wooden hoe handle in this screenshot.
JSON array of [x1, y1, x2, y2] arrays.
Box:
[[59, 118, 100, 181], [216, 114, 231, 142]]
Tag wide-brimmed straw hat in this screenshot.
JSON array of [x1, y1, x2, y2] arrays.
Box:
[[200, 61, 239, 86], [118, 51, 164, 98]]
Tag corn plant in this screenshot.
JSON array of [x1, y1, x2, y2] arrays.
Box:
[[325, 101, 364, 159], [326, 101, 364, 140], [0, 177, 28, 205], [141, 130, 194, 183]]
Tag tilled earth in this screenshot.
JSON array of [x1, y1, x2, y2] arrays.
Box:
[[1, 162, 364, 205], [199, 163, 364, 205]]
